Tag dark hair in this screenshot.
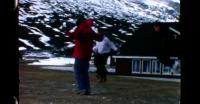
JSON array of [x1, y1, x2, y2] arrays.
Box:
[[154, 21, 160, 26], [76, 15, 85, 25], [98, 28, 108, 36], [98, 28, 104, 32]]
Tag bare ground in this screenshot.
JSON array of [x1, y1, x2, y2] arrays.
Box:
[[19, 64, 180, 104]]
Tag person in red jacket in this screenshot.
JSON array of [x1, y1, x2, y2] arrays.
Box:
[[66, 17, 102, 95]]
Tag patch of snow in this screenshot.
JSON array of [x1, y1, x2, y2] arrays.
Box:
[[19, 47, 27, 51], [28, 57, 75, 66], [19, 38, 40, 50]]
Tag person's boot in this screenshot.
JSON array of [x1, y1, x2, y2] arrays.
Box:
[[84, 90, 91, 95], [96, 74, 102, 82], [100, 76, 107, 83], [96, 74, 100, 79], [102, 76, 107, 82], [75, 89, 90, 95]]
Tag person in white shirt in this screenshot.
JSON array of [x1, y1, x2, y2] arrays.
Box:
[[93, 31, 118, 82]]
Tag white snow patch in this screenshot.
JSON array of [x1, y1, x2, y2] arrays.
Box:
[[55, 35, 60, 37], [100, 26, 108, 29], [67, 18, 76, 23], [126, 33, 132, 36], [19, 38, 40, 50], [97, 20, 113, 27], [69, 26, 77, 33], [24, 51, 53, 58], [118, 29, 132, 36], [28, 57, 75, 66], [115, 37, 126, 43], [118, 29, 126, 34], [171, 0, 180, 3], [67, 43, 75, 48], [19, 47, 27, 51], [112, 33, 118, 37], [91, 26, 99, 33], [53, 28, 61, 32], [20, 24, 51, 46]]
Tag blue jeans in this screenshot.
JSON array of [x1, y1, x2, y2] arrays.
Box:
[[74, 58, 90, 92]]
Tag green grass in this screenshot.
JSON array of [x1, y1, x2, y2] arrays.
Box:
[[19, 64, 180, 104]]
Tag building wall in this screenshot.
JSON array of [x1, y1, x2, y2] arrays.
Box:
[[113, 56, 181, 77], [115, 58, 132, 75]]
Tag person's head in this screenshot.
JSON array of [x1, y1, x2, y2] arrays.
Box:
[[98, 28, 107, 36], [153, 22, 160, 32], [76, 15, 85, 26], [84, 18, 94, 27]]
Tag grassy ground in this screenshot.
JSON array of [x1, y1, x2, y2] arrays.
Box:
[[19, 64, 180, 104]]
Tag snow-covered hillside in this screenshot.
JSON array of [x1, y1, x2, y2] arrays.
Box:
[[18, 0, 180, 58]]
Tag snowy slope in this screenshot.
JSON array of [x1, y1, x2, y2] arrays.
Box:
[[18, 0, 180, 57]]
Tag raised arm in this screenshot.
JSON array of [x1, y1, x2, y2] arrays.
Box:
[[107, 37, 118, 51], [65, 26, 82, 40]]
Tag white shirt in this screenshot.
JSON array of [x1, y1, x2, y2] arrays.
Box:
[[93, 36, 118, 54]]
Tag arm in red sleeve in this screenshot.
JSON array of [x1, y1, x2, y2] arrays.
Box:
[[65, 26, 82, 40]]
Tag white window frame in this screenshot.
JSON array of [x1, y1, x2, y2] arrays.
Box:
[[131, 59, 141, 74], [141, 59, 151, 74], [151, 60, 162, 75]]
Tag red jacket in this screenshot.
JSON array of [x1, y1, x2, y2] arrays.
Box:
[[66, 19, 103, 59]]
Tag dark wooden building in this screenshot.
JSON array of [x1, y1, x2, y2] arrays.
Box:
[[112, 22, 181, 78]]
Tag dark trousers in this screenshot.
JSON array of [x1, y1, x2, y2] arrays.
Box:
[[74, 58, 90, 91], [94, 53, 109, 80], [156, 45, 174, 67]]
